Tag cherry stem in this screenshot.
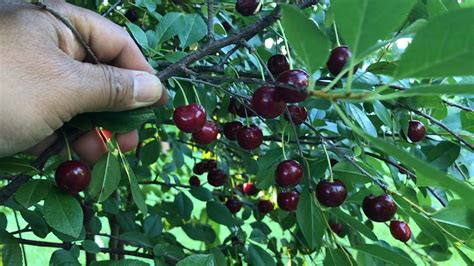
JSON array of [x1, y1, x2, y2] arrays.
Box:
[[62, 130, 72, 161], [281, 125, 288, 160], [173, 78, 190, 105], [192, 86, 202, 105], [333, 22, 341, 47], [322, 142, 334, 182], [277, 20, 294, 69]]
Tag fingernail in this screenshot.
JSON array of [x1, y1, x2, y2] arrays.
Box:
[[133, 72, 163, 103]]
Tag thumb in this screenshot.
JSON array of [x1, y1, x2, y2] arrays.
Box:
[[71, 62, 165, 113]]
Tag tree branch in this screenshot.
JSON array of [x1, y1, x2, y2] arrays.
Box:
[[206, 0, 214, 40], [102, 0, 123, 17]]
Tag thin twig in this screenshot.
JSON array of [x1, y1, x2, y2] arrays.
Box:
[[102, 0, 124, 17], [207, 0, 214, 40]]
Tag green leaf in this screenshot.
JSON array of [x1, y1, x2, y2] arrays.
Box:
[[174, 192, 193, 221], [178, 14, 207, 48], [296, 187, 324, 249], [248, 244, 276, 266], [126, 23, 148, 49], [50, 249, 80, 266], [206, 201, 239, 227], [143, 214, 163, 238], [366, 61, 399, 76], [190, 186, 213, 201], [82, 240, 101, 254], [256, 148, 283, 190], [432, 207, 474, 230], [120, 153, 148, 215], [346, 104, 378, 137], [397, 7, 474, 78], [88, 152, 121, 202], [120, 231, 152, 248], [182, 223, 216, 243], [332, 0, 417, 59], [140, 141, 160, 166], [91, 259, 149, 266], [14, 179, 51, 208], [324, 248, 355, 266], [381, 84, 474, 100], [43, 188, 83, 238], [404, 208, 449, 250], [0, 157, 39, 175], [280, 5, 331, 74], [2, 243, 22, 266], [372, 101, 392, 127], [85, 108, 155, 133], [331, 208, 378, 241], [156, 12, 184, 43], [21, 209, 49, 238], [177, 254, 214, 266], [351, 244, 416, 265], [425, 141, 461, 169]]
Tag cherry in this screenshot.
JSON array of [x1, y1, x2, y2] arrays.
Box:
[[315, 179, 347, 207], [189, 176, 200, 187], [125, 9, 138, 22], [225, 197, 242, 214], [235, 0, 262, 16], [242, 182, 258, 196], [407, 120, 425, 143], [193, 159, 216, 175], [390, 220, 411, 242], [276, 70, 309, 103], [330, 159, 338, 167], [330, 223, 344, 236], [55, 160, 91, 194], [192, 121, 218, 145], [236, 125, 263, 150], [223, 21, 232, 32], [251, 87, 286, 119], [277, 190, 300, 211], [206, 159, 217, 170], [284, 105, 308, 125], [327, 46, 358, 76], [267, 54, 290, 76], [275, 160, 303, 188], [257, 200, 274, 214], [173, 103, 207, 133], [223, 121, 243, 141], [362, 194, 397, 222], [207, 169, 228, 187], [228, 98, 256, 118]]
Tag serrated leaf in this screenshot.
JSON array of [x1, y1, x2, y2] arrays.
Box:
[[119, 152, 148, 215], [296, 187, 324, 249], [156, 12, 184, 43], [88, 152, 121, 202], [43, 188, 83, 238], [0, 157, 39, 175], [190, 186, 213, 201], [177, 254, 214, 266], [178, 14, 207, 48], [346, 104, 378, 137], [206, 201, 239, 227], [82, 240, 100, 254], [15, 179, 51, 208], [352, 244, 416, 265], [2, 243, 22, 266], [331, 208, 378, 241], [248, 244, 276, 266], [86, 109, 155, 133], [432, 207, 474, 230], [126, 23, 148, 49], [144, 214, 163, 238]]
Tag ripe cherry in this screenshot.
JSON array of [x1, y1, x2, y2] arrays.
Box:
[[390, 220, 411, 242], [242, 182, 258, 196], [315, 179, 347, 207], [330, 223, 344, 236], [330, 159, 338, 167], [193, 159, 216, 175], [251, 86, 286, 119], [257, 200, 274, 214], [236, 125, 263, 150], [235, 0, 262, 16], [407, 120, 425, 142], [55, 160, 91, 194], [173, 103, 206, 133], [284, 105, 308, 125], [267, 54, 290, 76], [205, 159, 217, 170], [277, 190, 300, 211], [125, 9, 138, 22], [223, 121, 243, 141], [228, 98, 256, 118], [192, 121, 218, 145], [207, 169, 228, 187], [276, 69, 309, 103], [189, 176, 200, 187], [327, 46, 358, 76], [225, 197, 242, 214], [275, 160, 303, 188], [362, 194, 397, 222]]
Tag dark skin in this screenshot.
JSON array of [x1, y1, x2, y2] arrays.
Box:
[[0, 0, 169, 163]]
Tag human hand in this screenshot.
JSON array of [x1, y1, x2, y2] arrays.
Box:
[[0, 0, 168, 162]]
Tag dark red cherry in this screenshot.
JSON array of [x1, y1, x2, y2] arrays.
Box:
[[327, 46, 358, 76], [277, 190, 300, 212], [236, 125, 263, 150], [284, 105, 308, 125], [330, 159, 338, 167], [275, 160, 303, 188], [276, 70, 309, 103], [55, 160, 91, 194], [223, 121, 243, 140], [125, 9, 138, 22], [362, 194, 397, 222], [207, 169, 228, 187], [228, 98, 256, 118], [251, 86, 286, 119], [173, 103, 207, 133], [242, 182, 258, 196], [315, 179, 347, 207], [192, 121, 218, 145], [205, 159, 217, 170], [235, 0, 262, 16], [189, 176, 200, 187], [330, 223, 344, 236], [390, 220, 411, 242], [193, 159, 216, 175], [267, 54, 290, 76], [407, 120, 425, 143], [225, 197, 242, 214], [257, 200, 274, 214], [223, 21, 232, 32]]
